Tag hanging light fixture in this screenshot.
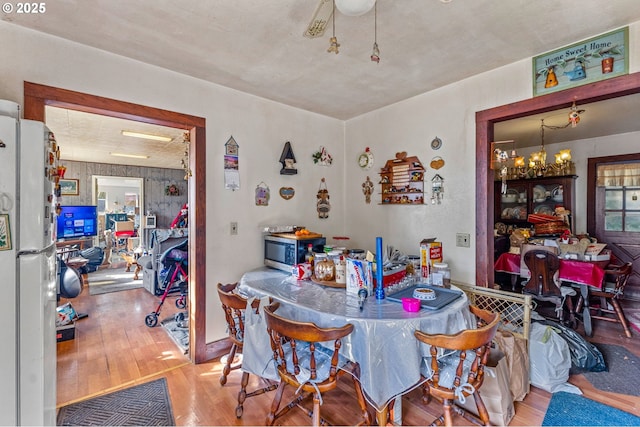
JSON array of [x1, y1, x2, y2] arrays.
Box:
[[327, 0, 340, 54], [370, 2, 380, 63], [335, 0, 376, 16], [528, 119, 548, 177]]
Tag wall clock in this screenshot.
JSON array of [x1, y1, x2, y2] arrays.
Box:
[[358, 147, 374, 170], [431, 136, 442, 150]]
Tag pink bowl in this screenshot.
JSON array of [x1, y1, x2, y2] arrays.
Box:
[[402, 297, 421, 312]]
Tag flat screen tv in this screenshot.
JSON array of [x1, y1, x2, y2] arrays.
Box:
[[56, 205, 98, 240]]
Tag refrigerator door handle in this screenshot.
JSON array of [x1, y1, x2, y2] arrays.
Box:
[[17, 242, 56, 257]]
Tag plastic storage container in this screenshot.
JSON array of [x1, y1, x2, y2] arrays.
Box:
[[431, 262, 451, 288]]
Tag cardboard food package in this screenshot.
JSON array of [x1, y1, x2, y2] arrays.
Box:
[[346, 258, 373, 297], [420, 239, 442, 279], [459, 348, 515, 426]]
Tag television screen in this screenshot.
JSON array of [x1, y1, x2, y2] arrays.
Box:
[[56, 205, 98, 240]]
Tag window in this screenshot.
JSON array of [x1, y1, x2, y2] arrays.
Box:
[[599, 162, 640, 232]]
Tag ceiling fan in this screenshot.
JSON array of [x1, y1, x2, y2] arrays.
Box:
[[303, 0, 377, 38]]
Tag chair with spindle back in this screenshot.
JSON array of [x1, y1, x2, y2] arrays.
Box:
[[412, 305, 500, 427], [262, 303, 371, 426], [216, 282, 277, 418]]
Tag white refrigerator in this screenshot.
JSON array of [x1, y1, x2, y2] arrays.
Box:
[[0, 100, 58, 426]]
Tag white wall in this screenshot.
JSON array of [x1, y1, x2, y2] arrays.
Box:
[[343, 22, 640, 286], [2, 19, 638, 344], [0, 21, 344, 343]]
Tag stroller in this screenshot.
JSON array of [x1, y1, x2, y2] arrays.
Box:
[[145, 240, 188, 327]]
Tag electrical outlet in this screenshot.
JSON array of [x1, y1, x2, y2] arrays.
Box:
[[230, 222, 238, 235], [456, 232, 470, 248]]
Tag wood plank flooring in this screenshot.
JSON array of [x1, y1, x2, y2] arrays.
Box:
[[57, 274, 640, 425]]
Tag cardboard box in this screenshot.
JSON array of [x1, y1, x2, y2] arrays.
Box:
[[584, 248, 611, 262], [346, 258, 373, 296], [114, 220, 134, 232], [420, 240, 442, 279], [56, 322, 75, 342]]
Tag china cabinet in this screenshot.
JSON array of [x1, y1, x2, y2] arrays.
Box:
[[494, 175, 577, 232], [379, 152, 425, 205]]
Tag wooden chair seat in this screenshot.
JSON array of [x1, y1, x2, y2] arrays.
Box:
[[216, 283, 277, 418], [576, 261, 633, 338], [412, 305, 500, 427], [263, 303, 371, 426]]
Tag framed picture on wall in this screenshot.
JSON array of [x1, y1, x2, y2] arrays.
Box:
[[0, 214, 12, 251], [59, 179, 79, 196]]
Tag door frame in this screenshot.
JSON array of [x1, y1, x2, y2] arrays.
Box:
[[23, 82, 209, 363], [475, 72, 640, 288]]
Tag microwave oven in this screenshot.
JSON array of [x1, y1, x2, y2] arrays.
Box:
[[264, 234, 326, 271]]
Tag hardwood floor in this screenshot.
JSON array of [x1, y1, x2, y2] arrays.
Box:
[[57, 276, 640, 425]]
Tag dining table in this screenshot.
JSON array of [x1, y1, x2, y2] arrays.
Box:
[[237, 267, 473, 425], [494, 252, 608, 336]]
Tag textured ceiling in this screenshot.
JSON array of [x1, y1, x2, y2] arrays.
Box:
[[4, 0, 640, 166]]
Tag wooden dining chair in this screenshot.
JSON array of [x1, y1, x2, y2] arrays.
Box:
[[216, 283, 277, 418], [262, 303, 371, 426], [412, 305, 500, 427], [522, 249, 577, 327], [576, 261, 633, 338]]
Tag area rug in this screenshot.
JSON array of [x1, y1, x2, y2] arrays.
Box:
[[56, 377, 175, 426], [88, 267, 143, 295], [624, 306, 640, 334], [542, 391, 640, 426], [582, 344, 640, 397], [161, 314, 189, 353]]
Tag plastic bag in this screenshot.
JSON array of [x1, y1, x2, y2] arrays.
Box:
[[241, 296, 279, 381], [537, 320, 606, 374], [529, 322, 581, 394]]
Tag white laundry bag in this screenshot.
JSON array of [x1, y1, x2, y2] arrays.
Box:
[[529, 322, 582, 394]]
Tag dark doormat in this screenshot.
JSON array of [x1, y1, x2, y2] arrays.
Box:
[[582, 343, 640, 397], [57, 377, 175, 426], [542, 391, 640, 426]]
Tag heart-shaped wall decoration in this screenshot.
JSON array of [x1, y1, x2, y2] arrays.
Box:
[[430, 157, 445, 170], [279, 187, 295, 200]]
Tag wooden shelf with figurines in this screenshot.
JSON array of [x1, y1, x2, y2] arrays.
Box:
[[379, 152, 425, 205]]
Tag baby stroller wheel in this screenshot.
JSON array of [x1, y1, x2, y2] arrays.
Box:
[[176, 296, 187, 309], [175, 311, 186, 322], [145, 313, 158, 327]]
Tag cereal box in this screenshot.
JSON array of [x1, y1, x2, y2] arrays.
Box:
[[420, 240, 442, 279]]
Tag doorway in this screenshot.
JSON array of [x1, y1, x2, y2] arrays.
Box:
[[588, 154, 640, 300], [23, 81, 209, 363], [475, 72, 640, 289]]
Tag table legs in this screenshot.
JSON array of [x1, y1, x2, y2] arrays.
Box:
[[376, 407, 389, 426], [580, 284, 593, 337]]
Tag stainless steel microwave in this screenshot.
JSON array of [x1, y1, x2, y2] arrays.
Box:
[[264, 234, 326, 271]]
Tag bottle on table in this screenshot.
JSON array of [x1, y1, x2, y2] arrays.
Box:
[[305, 244, 314, 268]]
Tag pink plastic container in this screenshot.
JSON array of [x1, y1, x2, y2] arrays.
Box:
[[402, 297, 421, 312]]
